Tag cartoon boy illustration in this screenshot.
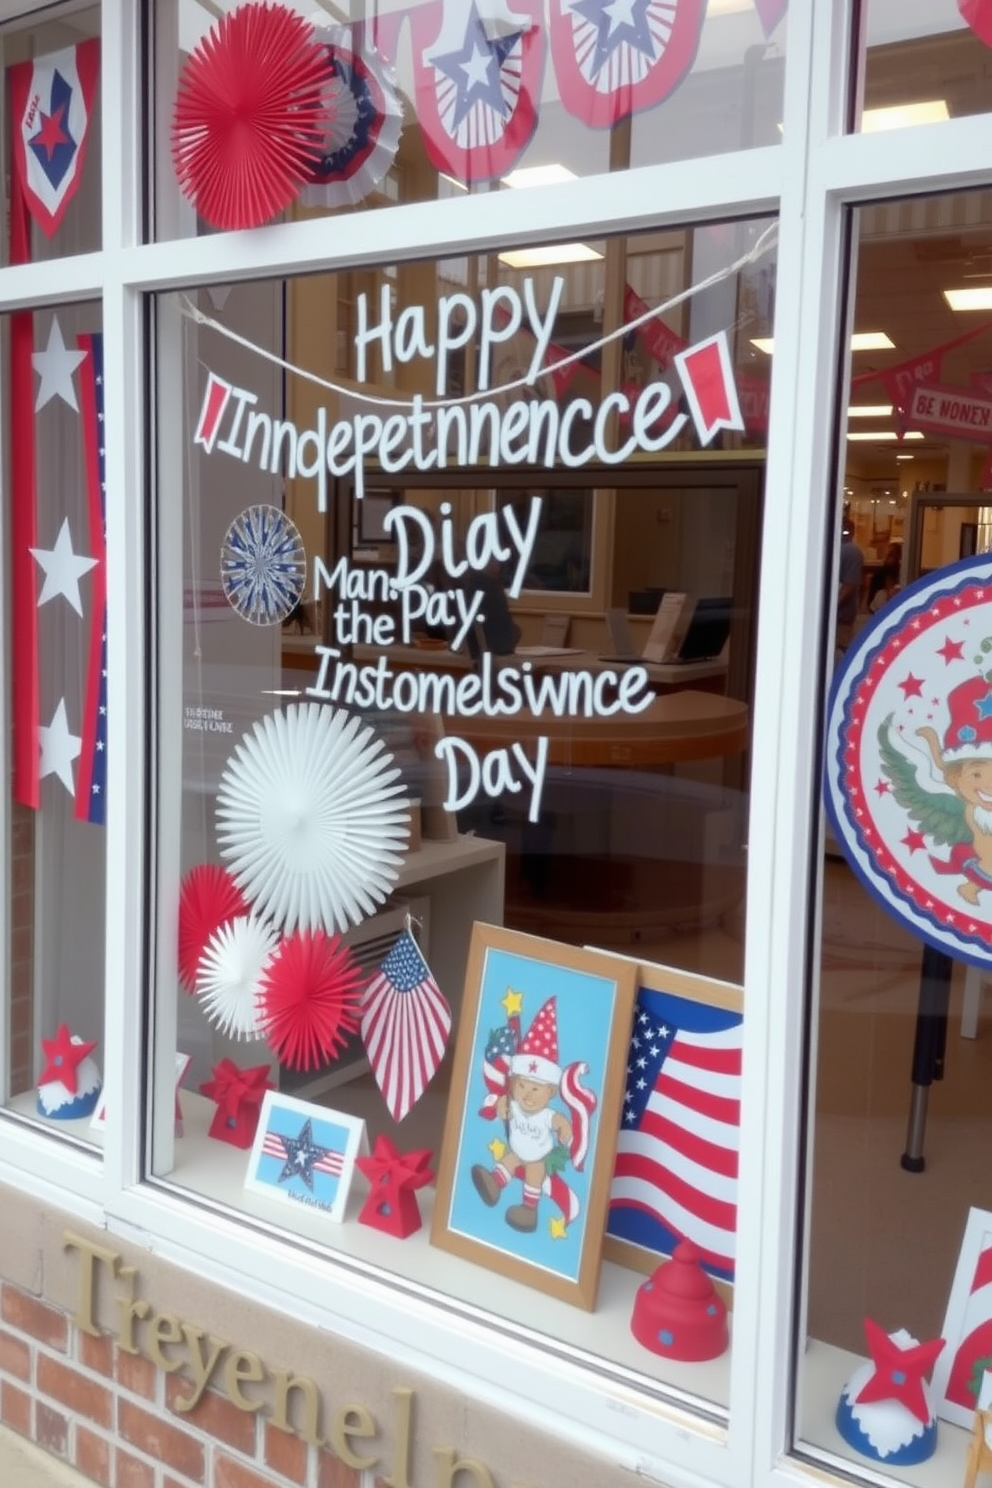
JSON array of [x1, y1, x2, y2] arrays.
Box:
[[471, 996, 594, 1234], [882, 672, 992, 905]]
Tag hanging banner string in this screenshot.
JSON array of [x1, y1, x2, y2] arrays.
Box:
[[179, 222, 778, 412]]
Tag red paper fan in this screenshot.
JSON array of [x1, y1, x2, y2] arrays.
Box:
[[171, 2, 333, 230], [258, 930, 364, 1071], [178, 864, 250, 993]]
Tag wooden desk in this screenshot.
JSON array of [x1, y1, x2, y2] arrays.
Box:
[[444, 691, 748, 767]]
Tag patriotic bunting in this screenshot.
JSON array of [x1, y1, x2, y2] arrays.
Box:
[[7, 40, 99, 238], [409, 0, 544, 183], [75, 334, 109, 823], [549, 0, 705, 129]]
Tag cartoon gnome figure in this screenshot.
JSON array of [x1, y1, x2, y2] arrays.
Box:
[[881, 669, 992, 905], [471, 996, 595, 1234]]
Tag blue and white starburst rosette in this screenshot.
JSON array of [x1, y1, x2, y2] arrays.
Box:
[[215, 704, 411, 935], [220, 504, 306, 625]]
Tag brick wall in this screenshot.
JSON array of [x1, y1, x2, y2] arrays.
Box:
[[0, 1281, 367, 1488]]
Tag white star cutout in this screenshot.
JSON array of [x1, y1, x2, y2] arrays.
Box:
[[31, 518, 98, 616], [461, 40, 493, 87], [32, 318, 88, 413], [39, 699, 81, 795]]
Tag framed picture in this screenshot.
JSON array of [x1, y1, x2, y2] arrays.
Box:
[[245, 1091, 367, 1223], [600, 958, 743, 1292], [431, 923, 637, 1310], [931, 1207, 992, 1427]]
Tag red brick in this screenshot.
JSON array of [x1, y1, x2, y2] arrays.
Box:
[[36, 1400, 68, 1457], [0, 1327, 31, 1380], [76, 1425, 112, 1488], [265, 1422, 309, 1483], [38, 1352, 113, 1427], [1, 1287, 68, 1351], [116, 1348, 158, 1400], [214, 1454, 288, 1488], [1, 1379, 31, 1435], [116, 1448, 156, 1488], [80, 1330, 115, 1377], [118, 1400, 205, 1484], [166, 1377, 257, 1455], [318, 1454, 361, 1488]]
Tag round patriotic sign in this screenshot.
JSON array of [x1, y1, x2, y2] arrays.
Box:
[[220, 505, 306, 626], [826, 553, 992, 968]]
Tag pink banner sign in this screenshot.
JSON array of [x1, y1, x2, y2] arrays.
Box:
[[905, 382, 992, 442]]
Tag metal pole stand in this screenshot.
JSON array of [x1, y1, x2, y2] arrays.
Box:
[[900, 943, 952, 1172]]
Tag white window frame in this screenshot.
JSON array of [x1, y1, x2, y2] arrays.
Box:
[[0, 3, 988, 1486]]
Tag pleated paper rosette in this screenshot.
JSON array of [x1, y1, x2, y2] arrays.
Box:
[[195, 915, 280, 1040], [215, 703, 411, 934], [171, 2, 332, 230], [301, 27, 403, 209], [258, 929, 365, 1071]]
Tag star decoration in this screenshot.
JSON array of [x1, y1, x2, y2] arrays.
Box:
[[937, 636, 965, 664], [488, 1137, 506, 1161], [32, 317, 88, 413], [854, 1319, 944, 1424], [200, 1059, 272, 1124], [39, 698, 81, 795], [430, 4, 520, 130], [278, 1118, 330, 1192], [31, 518, 98, 616], [901, 829, 926, 854], [874, 779, 890, 796], [502, 989, 523, 1017], [356, 1134, 434, 1192], [32, 104, 69, 159], [897, 673, 924, 699], [549, 1215, 568, 1240], [39, 1024, 98, 1094], [976, 690, 992, 721], [571, 0, 655, 79]]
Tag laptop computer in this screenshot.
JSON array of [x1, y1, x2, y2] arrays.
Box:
[[599, 608, 642, 663], [674, 597, 733, 663]]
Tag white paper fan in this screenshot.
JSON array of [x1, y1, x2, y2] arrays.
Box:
[[195, 915, 279, 1040], [215, 703, 410, 934]]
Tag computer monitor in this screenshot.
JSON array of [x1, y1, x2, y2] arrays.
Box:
[[677, 597, 732, 663]]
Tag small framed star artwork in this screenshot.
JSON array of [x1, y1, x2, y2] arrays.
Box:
[[244, 1091, 368, 1223], [930, 1207, 992, 1428], [431, 923, 637, 1310]]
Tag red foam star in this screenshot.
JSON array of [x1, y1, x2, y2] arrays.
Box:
[[39, 1023, 98, 1094], [32, 105, 69, 159], [854, 1318, 944, 1424], [356, 1135, 435, 1193]]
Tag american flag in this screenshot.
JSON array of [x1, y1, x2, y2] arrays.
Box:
[[75, 332, 107, 824], [361, 928, 451, 1124], [608, 987, 741, 1281]]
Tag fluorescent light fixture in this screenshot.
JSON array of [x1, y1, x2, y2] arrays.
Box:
[[847, 430, 924, 441], [943, 286, 992, 311], [499, 243, 603, 268], [753, 331, 894, 354], [895, 453, 914, 461], [501, 164, 578, 189], [862, 100, 950, 133], [706, 0, 752, 12], [848, 404, 893, 418]]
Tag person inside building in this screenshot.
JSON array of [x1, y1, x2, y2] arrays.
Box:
[[836, 516, 864, 657]]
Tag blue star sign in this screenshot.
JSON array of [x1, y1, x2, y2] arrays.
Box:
[[432, 3, 521, 131], [278, 1118, 331, 1193]]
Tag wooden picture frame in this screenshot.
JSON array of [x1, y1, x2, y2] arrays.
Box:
[[931, 1207, 992, 1427], [599, 957, 743, 1295], [431, 923, 637, 1310]]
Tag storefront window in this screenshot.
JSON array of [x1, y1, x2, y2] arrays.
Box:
[[857, 2, 992, 134], [1, 5, 102, 263], [154, 2, 785, 241], [799, 187, 992, 1483], [4, 301, 106, 1146], [148, 215, 773, 1415]]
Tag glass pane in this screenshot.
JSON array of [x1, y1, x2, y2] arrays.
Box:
[[4, 302, 106, 1150], [154, 1, 784, 241], [153, 215, 774, 1413], [799, 188, 992, 1483], [857, 2, 992, 134], [1, 5, 102, 262]]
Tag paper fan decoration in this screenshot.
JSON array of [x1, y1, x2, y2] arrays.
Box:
[[178, 863, 251, 992], [171, 2, 332, 230], [220, 505, 306, 625], [196, 915, 279, 1040], [361, 928, 451, 1122], [301, 27, 403, 209], [215, 703, 410, 934], [258, 929, 365, 1071]]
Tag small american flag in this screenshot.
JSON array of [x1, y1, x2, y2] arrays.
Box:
[[608, 987, 741, 1281], [74, 331, 107, 824], [361, 928, 451, 1124]]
